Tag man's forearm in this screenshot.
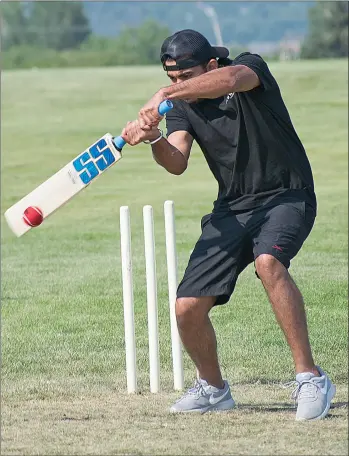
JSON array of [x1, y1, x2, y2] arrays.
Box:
[[151, 138, 187, 175], [162, 65, 259, 101]]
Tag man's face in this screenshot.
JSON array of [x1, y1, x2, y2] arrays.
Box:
[[166, 59, 218, 84], [165, 59, 208, 84], [165, 58, 218, 102]]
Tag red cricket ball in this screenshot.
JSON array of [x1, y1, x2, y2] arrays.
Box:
[[23, 206, 44, 227]]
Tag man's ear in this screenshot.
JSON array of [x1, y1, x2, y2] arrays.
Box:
[[206, 59, 219, 71]]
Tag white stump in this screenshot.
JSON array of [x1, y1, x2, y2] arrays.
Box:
[[143, 205, 160, 393], [164, 200, 184, 391], [120, 206, 137, 393]]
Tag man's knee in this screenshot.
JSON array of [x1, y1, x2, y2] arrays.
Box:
[[175, 296, 215, 328], [255, 254, 287, 285]]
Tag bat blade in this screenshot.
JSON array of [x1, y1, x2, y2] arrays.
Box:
[[4, 133, 122, 237]]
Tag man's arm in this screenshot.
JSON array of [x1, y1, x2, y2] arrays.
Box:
[[138, 65, 259, 129], [164, 65, 259, 101], [152, 130, 193, 175], [121, 121, 193, 175]]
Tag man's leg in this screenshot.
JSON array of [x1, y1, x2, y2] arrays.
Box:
[[170, 295, 235, 413], [255, 253, 336, 420], [169, 210, 249, 413], [255, 254, 318, 375], [175, 296, 224, 388], [250, 202, 336, 420]]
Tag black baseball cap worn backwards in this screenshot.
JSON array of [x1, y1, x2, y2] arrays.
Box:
[[160, 29, 229, 71]]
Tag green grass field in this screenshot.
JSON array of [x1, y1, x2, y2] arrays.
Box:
[[1, 60, 348, 455]]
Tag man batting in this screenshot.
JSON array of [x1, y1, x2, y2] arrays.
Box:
[[121, 29, 335, 420]]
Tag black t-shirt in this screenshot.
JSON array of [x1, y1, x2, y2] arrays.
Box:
[[165, 52, 317, 212]]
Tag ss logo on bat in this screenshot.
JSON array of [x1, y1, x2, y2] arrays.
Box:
[[73, 138, 116, 184]]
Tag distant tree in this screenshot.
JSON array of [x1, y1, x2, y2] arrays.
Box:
[[1, 2, 29, 50], [114, 20, 171, 64], [28, 2, 91, 50], [301, 1, 348, 58]]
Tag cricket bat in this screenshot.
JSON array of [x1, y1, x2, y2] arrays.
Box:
[[4, 100, 173, 237]]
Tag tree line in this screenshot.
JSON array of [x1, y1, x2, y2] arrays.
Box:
[[83, 1, 313, 45], [1, 2, 347, 69]]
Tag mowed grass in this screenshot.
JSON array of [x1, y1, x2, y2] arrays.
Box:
[[1, 60, 348, 455]]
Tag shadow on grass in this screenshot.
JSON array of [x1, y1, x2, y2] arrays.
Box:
[[61, 414, 91, 421], [237, 402, 294, 413], [236, 377, 349, 385], [236, 401, 348, 413], [331, 401, 349, 409]]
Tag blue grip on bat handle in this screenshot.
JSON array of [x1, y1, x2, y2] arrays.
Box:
[[158, 99, 173, 115], [113, 136, 127, 150], [113, 100, 173, 150]]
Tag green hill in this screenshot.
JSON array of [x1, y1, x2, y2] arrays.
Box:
[[84, 1, 314, 45]]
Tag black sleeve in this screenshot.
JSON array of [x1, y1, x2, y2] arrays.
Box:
[[232, 52, 278, 92], [165, 101, 195, 137]]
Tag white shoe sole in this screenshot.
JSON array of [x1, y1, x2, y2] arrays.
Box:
[[203, 398, 236, 414], [296, 383, 336, 421], [170, 398, 236, 414]]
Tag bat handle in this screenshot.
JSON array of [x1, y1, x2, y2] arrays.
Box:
[[112, 100, 173, 151], [158, 99, 174, 115], [113, 136, 127, 150]]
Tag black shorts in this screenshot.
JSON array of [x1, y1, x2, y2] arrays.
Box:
[[177, 199, 316, 305]]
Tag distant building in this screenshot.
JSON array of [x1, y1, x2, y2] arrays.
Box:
[[279, 38, 302, 60], [246, 41, 280, 55], [246, 37, 303, 60]]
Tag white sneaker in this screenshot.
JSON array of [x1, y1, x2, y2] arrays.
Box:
[[170, 378, 235, 414], [292, 366, 336, 421]]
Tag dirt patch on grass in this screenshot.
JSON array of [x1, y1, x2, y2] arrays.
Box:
[[2, 384, 347, 455]]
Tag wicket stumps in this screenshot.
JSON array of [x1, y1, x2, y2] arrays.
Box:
[[120, 200, 184, 394]]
